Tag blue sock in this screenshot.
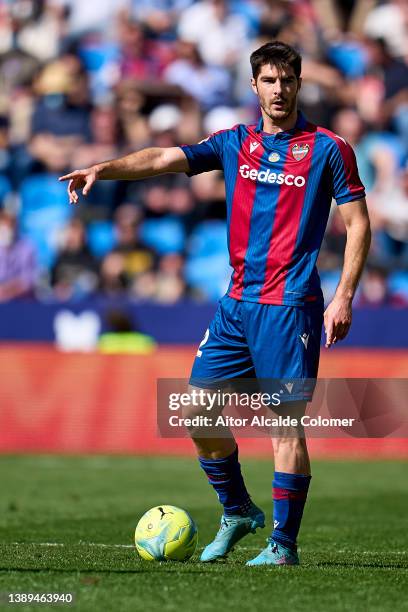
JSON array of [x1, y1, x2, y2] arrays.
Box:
[[272, 471, 311, 551], [199, 447, 252, 516]]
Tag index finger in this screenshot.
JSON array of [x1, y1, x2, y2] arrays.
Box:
[[59, 171, 78, 182], [325, 318, 334, 348]]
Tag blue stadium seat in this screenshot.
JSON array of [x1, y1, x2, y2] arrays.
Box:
[[187, 220, 227, 257], [19, 174, 71, 269], [186, 220, 231, 300], [185, 253, 231, 301], [327, 41, 367, 78], [140, 217, 186, 254], [389, 271, 408, 301], [79, 42, 120, 101], [87, 220, 115, 258]]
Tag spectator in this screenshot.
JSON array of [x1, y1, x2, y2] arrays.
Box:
[[356, 265, 396, 307], [148, 104, 183, 147], [98, 308, 156, 353], [368, 165, 408, 265], [31, 55, 91, 139], [363, 0, 408, 58], [74, 105, 122, 214], [51, 218, 99, 301], [164, 41, 233, 111], [118, 18, 171, 81], [48, 0, 130, 39], [130, 0, 194, 39], [0, 1, 406, 306], [0, 210, 37, 301], [177, 0, 249, 67], [99, 204, 158, 297], [155, 252, 187, 303], [354, 37, 408, 148], [0, 1, 60, 60], [115, 80, 150, 149]]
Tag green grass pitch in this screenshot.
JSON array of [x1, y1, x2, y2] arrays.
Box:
[[0, 456, 407, 612]]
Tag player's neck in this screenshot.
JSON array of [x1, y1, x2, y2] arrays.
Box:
[[260, 107, 298, 134]]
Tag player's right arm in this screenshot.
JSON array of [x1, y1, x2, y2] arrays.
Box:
[[59, 147, 190, 205]]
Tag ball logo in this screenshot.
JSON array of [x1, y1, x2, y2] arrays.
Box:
[[239, 164, 306, 187], [269, 152, 280, 162]]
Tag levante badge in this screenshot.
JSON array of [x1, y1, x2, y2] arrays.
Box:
[[292, 143, 309, 161]]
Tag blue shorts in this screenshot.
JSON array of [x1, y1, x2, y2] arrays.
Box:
[[190, 296, 323, 401]]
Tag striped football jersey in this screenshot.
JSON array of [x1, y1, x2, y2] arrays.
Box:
[[180, 111, 365, 306]]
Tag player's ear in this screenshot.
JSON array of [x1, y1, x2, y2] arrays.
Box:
[[251, 77, 258, 95], [297, 77, 302, 92]]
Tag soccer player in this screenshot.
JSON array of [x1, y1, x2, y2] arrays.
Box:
[[60, 41, 371, 566]]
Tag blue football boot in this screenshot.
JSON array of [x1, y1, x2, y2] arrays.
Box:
[[200, 504, 265, 562], [246, 538, 299, 566]]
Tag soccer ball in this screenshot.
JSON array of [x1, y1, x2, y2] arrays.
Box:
[[135, 505, 198, 561]]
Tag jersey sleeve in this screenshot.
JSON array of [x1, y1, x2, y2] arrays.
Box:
[[328, 139, 366, 205], [179, 130, 226, 176]]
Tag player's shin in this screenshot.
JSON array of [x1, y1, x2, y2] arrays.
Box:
[[199, 445, 253, 516], [182, 386, 252, 516], [269, 402, 311, 551], [271, 470, 311, 551]]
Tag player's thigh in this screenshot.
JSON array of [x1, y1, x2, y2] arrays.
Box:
[[245, 303, 323, 401], [190, 296, 255, 387]]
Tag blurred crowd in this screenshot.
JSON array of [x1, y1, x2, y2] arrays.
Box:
[[0, 0, 407, 306]]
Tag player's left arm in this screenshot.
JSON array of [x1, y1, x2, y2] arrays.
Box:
[[324, 198, 371, 348]]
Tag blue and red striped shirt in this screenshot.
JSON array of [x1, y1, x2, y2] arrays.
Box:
[[180, 111, 365, 306]]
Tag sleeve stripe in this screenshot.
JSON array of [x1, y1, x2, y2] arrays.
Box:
[[316, 126, 365, 197]]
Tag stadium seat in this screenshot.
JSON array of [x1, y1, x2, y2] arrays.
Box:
[[185, 253, 231, 300], [327, 41, 367, 78], [187, 220, 227, 257], [186, 220, 231, 300], [19, 174, 71, 269], [140, 217, 186, 254], [79, 42, 120, 101], [389, 271, 408, 302], [87, 220, 115, 258]]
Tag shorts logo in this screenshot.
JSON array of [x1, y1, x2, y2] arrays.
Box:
[[197, 328, 209, 357], [239, 164, 306, 187], [250, 141, 260, 153], [300, 333, 309, 349], [292, 143, 309, 161], [269, 152, 280, 162]]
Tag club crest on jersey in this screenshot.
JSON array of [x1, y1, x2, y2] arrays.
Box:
[[292, 143, 309, 161], [269, 152, 280, 162]]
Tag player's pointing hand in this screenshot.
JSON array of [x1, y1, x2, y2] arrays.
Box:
[[58, 166, 99, 205], [324, 296, 352, 348]]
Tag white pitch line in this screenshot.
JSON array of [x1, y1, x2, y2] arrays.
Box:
[[6, 543, 408, 555], [10, 542, 134, 549]]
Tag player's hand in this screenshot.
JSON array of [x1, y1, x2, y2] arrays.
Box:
[[324, 297, 352, 348], [58, 166, 99, 204]]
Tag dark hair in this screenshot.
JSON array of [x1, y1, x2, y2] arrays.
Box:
[[250, 41, 302, 81]]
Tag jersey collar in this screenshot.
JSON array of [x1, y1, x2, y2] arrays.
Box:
[[255, 110, 307, 137]]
